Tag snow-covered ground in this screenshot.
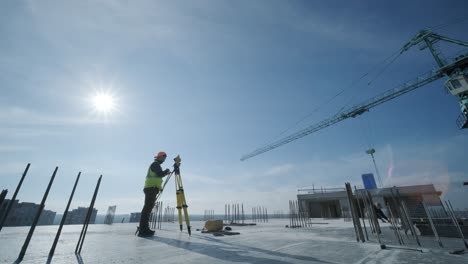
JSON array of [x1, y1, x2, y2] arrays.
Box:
[[0, 219, 466, 263]]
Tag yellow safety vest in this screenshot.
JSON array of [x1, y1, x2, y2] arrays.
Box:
[[144, 166, 162, 189]]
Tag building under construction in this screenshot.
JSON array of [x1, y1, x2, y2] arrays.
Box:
[[297, 184, 441, 219]]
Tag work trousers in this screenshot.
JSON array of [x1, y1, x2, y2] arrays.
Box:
[[139, 187, 159, 229], [376, 209, 389, 222]]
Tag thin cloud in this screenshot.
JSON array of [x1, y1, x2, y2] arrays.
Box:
[[0, 106, 116, 128]]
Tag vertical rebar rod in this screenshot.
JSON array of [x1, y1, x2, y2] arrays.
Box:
[[294, 202, 298, 227], [150, 208, 154, 229], [445, 200, 468, 249], [360, 190, 375, 235], [231, 204, 234, 223], [401, 200, 421, 246], [386, 201, 403, 245], [47, 172, 81, 263], [0, 163, 31, 232], [0, 189, 8, 210], [156, 202, 159, 228], [76, 175, 102, 255], [366, 190, 382, 245], [159, 202, 163, 229], [345, 183, 364, 242], [17, 166, 58, 262], [390, 188, 409, 240], [290, 203, 294, 226], [422, 201, 443, 248], [395, 188, 421, 246], [298, 201, 304, 227], [242, 204, 244, 224], [355, 189, 369, 241]]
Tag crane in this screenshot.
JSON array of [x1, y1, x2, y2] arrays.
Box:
[[241, 29, 468, 161]]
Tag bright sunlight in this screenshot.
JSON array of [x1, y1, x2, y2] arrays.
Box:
[[92, 92, 116, 114]]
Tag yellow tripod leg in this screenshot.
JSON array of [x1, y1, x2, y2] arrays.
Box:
[[175, 176, 183, 232], [175, 173, 191, 235], [181, 190, 191, 235]]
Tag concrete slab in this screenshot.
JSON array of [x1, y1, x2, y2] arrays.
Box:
[[0, 219, 466, 263]]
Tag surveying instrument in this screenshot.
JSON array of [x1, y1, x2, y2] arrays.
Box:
[[155, 155, 191, 235]]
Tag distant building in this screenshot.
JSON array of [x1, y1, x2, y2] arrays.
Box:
[[0, 199, 56, 226], [64, 207, 98, 225], [297, 184, 442, 219], [129, 212, 141, 223]]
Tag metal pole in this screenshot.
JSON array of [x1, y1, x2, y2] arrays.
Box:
[[159, 201, 163, 229], [395, 188, 421, 246], [401, 200, 421, 247], [445, 200, 468, 249], [355, 188, 369, 241], [242, 204, 245, 224], [366, 190, 383, 246], [361, 190, 375, 235], [386, 201, 404, 245], [0, 189, 8, 209], [422, 201, 443, 248], [345, 184, 359, 240], [47, 172, 81, 263], [17, 166, 58, 262], [345, 183, 365, 242], [294, 202, 299, 227], [370, 153, 383, 188], [76, 175, 102, 254], [0, 163, 31, 232], [390, 188, 409, 239]]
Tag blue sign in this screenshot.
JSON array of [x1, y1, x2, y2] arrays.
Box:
[[362, 173, 377, 189]]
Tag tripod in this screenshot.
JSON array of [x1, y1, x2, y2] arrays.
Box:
[[155, 155, 191, 236]]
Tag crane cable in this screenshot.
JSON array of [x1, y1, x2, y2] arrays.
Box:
[[262, 48, 404, 146], [338, 49, 403, 114], [431, 15, 468, 31]]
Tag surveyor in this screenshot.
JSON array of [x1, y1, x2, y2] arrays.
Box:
[[138, 151, 171, 237]]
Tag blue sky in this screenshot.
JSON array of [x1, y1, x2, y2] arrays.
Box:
[[1, 0, 467, 215]]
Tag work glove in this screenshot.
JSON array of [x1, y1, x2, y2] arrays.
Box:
[[164, 169, 171, 175]]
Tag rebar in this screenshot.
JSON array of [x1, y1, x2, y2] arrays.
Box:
[[17, 166, 58, 262], [422, 201, 443, 248], [47, 172, 80, 263], [0, 163, 30, 232], [76, 175, 102, 255], [445, 200, 468, 249]]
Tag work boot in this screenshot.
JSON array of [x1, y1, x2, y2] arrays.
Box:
[[137, 226, 155, 237]]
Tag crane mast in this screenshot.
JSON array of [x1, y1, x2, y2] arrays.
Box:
[[241, 29, 468, 161]]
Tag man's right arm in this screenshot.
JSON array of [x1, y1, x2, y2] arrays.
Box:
[[150, 162, 168, 177]]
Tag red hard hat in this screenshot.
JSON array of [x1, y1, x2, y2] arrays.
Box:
[[155, 152, 167, 159]]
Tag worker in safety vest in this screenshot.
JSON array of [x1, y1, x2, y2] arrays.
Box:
[[138, 151, 171, 237]]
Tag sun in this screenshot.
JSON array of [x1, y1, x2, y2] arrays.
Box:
[[92, 92, 116, 114]]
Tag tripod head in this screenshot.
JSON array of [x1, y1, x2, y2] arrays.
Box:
[[173, 155, 181, 174]]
